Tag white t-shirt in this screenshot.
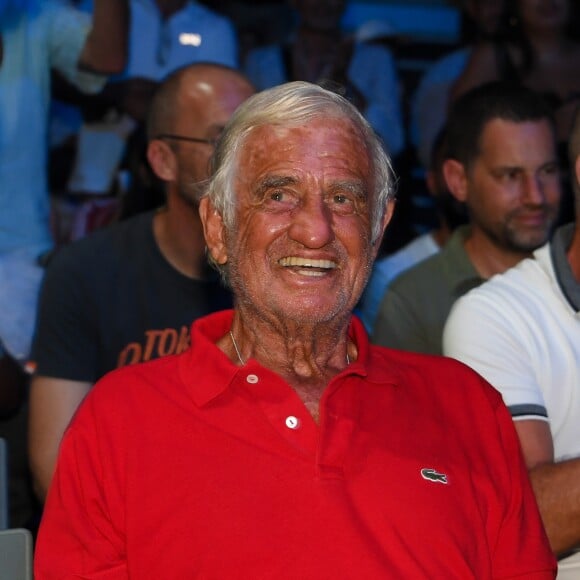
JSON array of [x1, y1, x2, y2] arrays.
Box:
[[443, 225, 580, 462]]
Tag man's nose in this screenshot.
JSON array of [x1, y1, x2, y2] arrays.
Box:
[[522, 174, 547, 205], [288, 196, 334, 248]]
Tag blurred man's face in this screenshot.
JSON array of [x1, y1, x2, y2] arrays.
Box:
[[170, 73, 254, 207], [465, 118, 561, 252], [517, 0, 569, 35], [220, 117, 388, 324]]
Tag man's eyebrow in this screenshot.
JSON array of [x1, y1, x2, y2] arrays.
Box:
[[254, 175, 297, 197], [491, 161, 559, 174], [252, 176, 368, 199], [540, 159, 560, 170], [330, 179, 368, 198], [489, 164, 523, 175]]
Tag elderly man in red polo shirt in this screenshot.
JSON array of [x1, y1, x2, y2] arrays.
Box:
[[35, 81, 556, 579]]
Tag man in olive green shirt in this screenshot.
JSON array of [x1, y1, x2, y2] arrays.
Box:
[[373, 82, 561, 354]]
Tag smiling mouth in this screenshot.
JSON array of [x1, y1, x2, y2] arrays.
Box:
[[278, 257, 338, 277]]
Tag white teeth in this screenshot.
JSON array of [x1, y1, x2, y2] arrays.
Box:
[[297, 270, 326, 277], [278, 257, 337, 269]]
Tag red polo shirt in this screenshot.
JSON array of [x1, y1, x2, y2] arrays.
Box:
[[35, 310, 555, 579]]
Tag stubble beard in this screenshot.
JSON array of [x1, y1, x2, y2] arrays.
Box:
[[177, 182, 203, 210], [484, 207, 557, 254]]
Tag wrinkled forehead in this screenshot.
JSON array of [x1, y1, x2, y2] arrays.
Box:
[[237, 118, 372, 179]]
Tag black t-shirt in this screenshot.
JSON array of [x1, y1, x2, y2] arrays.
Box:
[[32, 211, 231, 382]]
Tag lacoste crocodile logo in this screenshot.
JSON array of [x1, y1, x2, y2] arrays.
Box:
[[421, 468, 448, 484]]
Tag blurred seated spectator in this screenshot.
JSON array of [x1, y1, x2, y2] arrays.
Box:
[[451, 0, 580, 223], [372, 82, 561, 354], [357, 129, 467, 332], [49, 0, 239, 241], [243, 0, 405, 161], [0, 0, 129, 531], [411, 0, 506, 170], [0, 0, 128, 366], [28, 63, 254, 501]]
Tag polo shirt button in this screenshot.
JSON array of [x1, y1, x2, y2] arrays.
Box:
[[246, 374, 258, 384], [285, 416, 300, 429]]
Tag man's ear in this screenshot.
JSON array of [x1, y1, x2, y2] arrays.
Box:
[[146, 139, 177, 182], [372, 198, 396, 258], [442, 159, 468, 202], [199, 197, 228, 265]]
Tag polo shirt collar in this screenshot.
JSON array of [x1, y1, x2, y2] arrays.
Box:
[[180, 310, 238, 407], [180, 310, 386, 407], [550, 223, 580, 312]]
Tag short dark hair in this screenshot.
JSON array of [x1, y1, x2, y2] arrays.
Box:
[[446, 81, 555, 169]]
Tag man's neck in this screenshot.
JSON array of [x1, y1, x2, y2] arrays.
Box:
[[224, 308, 355, 403], [153, 196, 207, 279], [464, 229, 532, 279], [431, 222, 452, 248]]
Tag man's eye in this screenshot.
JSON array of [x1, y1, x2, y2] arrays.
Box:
[[270, 191, 285, 201], [328, 192, 357, 214], [541, 164, 559, 177], [498, 170, 519, 182], [264, 190, 298, 209]]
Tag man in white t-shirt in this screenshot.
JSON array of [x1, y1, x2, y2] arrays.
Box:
[[444, 108, 580, 571]]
